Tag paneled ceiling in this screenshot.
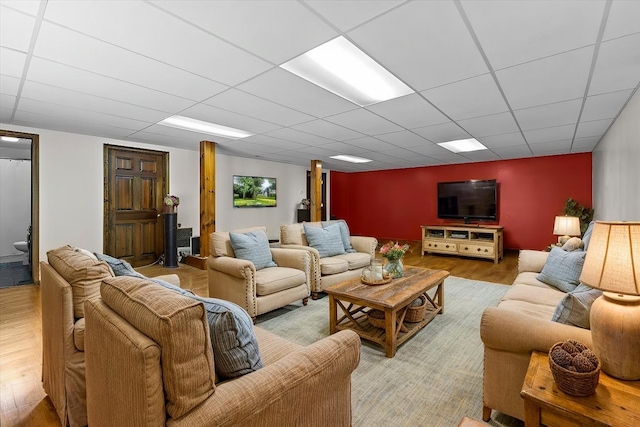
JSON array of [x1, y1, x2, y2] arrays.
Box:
[[1, 0, 638, 172]]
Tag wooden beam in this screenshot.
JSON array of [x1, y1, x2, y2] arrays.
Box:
[[199, 141, 216, 258], [310, 160, 322, 222]]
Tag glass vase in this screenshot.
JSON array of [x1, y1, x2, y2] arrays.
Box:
[[384, 258, 404, 278]]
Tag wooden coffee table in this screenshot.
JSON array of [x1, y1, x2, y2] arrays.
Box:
[[324, 267, 449, 357]]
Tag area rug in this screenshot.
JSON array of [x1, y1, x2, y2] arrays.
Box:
[[256, 276, 523, 427]]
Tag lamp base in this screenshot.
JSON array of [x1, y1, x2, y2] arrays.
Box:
[[590, 292, 640, 380]]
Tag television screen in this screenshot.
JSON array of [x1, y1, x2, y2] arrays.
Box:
[[437, 180, 497, 222], [233, 175, 277, 208]]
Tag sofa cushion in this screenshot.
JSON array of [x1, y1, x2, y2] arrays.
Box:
[[47, 245, 114, 318], [333, 252, 371, 270], [74, 318, 85, 351], [502, 283, 566, 308], [323, 220, 356, 253], [255, 267, 307, 296], [513, 271, 552, 289], [280, 222, 307, 246], [229, 230, 277, 270], [497, 299, 558, 320], [100, 276, 215, 419], [536, 247, 586, 292], [304, 223, 345, 257], [319, 257, 349, 275], [552, 283, 602, 329]]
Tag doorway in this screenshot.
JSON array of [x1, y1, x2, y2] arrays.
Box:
[[0, 129, 39, 286], [104, 145, 169, 267]]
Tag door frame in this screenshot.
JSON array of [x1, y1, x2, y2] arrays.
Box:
[[103, 144, 170, 260], [0, 129, 39, 284]]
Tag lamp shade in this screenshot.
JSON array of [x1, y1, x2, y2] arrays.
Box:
[[553, 215, 581, 236], [579, 221, 640, 296]]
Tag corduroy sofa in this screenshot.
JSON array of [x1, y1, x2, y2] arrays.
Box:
[[280, 220, 377, 299], [480, 249, 592, 422], [84, 276, 361, 427]]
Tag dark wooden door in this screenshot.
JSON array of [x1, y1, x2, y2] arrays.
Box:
[[105, 146, 168, 267]]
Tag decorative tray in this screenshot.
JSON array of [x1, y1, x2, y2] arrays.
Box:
[[361, 276, 392, 286]]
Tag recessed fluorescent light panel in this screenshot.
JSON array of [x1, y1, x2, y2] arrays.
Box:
[[158, 115, 253, 139], [1, 136, 20, 142], [281, 36, 414, 106], [437, 138, 487, 153], [330, 154, 372, 164]]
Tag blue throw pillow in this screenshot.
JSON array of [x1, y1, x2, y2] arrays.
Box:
[[323, 221, 356, 253], [229, 230, 277, 270], [96, 253, 145, 278], [304, 223, 346, 257], [552, 283, 602, 329], [151, 277, 262, 379], [537, 247, 586, 292], [582, 221, 595, 250]]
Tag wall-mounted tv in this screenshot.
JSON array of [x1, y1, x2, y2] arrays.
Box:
[[437, 179, 497, 223], [233, 175, 277, 208]]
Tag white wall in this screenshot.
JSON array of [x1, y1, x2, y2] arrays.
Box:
[[592, 89, 640, 220], [0, 158, 31, 256]]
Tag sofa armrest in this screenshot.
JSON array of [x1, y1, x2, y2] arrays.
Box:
[[480, 307, 593, 354], [270, 248, 310, 271], [280, 244, 321, 291], [173, 330, 361, 427], [154, 274, 180, 287], [518, 250, 549, 274], [206, 256, 255, 279], [350, 236, 378, 257]]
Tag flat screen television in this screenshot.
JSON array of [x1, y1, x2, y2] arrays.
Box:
[[437, 179, 497, 223], [233, 175, 277, 208]]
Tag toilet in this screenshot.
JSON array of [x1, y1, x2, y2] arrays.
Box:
[[13, 241, 29, 265]]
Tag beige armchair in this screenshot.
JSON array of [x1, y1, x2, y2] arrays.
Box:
[[207, 227, 311, 321]]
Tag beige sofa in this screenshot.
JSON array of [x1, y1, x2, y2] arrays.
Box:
[[480, 250, 592, 422], [84, 276, 361, 427], [280, 220, 377, 299], [41, 246, 179, 427]]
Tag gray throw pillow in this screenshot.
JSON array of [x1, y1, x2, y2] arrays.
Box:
[[96, 253, 146, 278], [582, 221, 595, 250], [552, 283, 602, 329], [229, 230, 277, 270], [323, 221, 356, 253], [304, 223, 346, 257], [536, 247, 586, 292]]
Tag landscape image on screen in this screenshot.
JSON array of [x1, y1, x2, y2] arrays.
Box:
[[233, 175, 277, 208]]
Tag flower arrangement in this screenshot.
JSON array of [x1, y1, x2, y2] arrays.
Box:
[[379, 241, 410, 261], [163, 194, 180, 212], [300, 198, 310, 208]]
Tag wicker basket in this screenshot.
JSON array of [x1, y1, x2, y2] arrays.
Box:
[[405, 295, 427, 323], [549, 342, 601, 397], [367, 309, 407, 332]]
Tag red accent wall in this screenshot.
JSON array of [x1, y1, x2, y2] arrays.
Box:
[[330, 153, 592, 250]]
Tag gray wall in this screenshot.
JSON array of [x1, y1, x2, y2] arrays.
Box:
[[592, 88, 640, 220]]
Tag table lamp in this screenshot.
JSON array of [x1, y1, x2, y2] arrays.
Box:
[[579, 221, 640, 380], [553, 215, 581, 244]]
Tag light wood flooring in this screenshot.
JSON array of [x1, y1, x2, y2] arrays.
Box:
[[0, 247, 518, 426]]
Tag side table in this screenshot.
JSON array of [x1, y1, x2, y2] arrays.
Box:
[[520, 351, 640, 427]]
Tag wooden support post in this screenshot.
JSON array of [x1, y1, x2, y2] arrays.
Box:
[[199, 141, 216, 259], [310, 160, 322, 222]]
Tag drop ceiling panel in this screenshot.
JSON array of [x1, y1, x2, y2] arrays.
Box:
[[602, 0, 640, 41], [513, 99, 582, 130], [291, 119, 364, 141], [412, 122, 471, 143], [348, 1, 488, 91], [150, 0, 338, 64], [478, 132, 528, 148], [263, 127, 332, 146], [575, 118, 612, 138], [581, 89, 634, 122], [366, 94, 449, 129], [573, 136, 601, 149], [21, 80, 170, 123], [408, 142, 467, 161], [304, 0, 405, 32], [1, 107, 13, 121], [243, 134, 309, 152], [461, 150, 501, 162], [523, 124, 576, 144], [374, 130, 431, 148], [0, 5, 36, 52], [13, 109, 137, 139], [238, 68, 356, 118], [204, 89, 314, 127], [324, 108, 402, 135], [317, 141, 370, 156], [0, 94, 16, 111], [43, 0, 272, 86], [379, 147, 428, 161], [0, 48, 27, 78], [589, 33, 640, 95], [422, 74, 508, 120], [125, 131, 201, 151], [496, 47, 594, 110], [178, 103, 282, 135], [492, 144, 535, 159], [342, 136, 397, 151], [462, 0, 604, 70], [457, 112, 519, 137], [33, 22, 228, 101], [529, 139, 572, 155], [0, 75, 20, 97], [1, 1, 41, 16], [26, 57, 196, 113], [139, 124, 235, 146]]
